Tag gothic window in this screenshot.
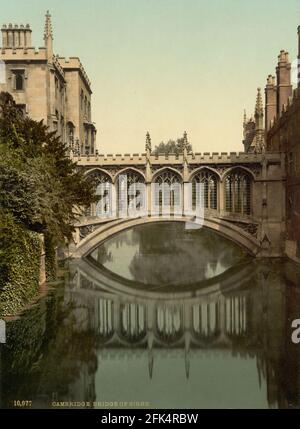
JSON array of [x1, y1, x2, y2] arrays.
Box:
[[192, 169, 218, 210], [153, 169, 182, 214], [13, 70, 25, 91], [87, 170, 112, 217], [225, 169, 252, 215], [117, 169, 145, 216]]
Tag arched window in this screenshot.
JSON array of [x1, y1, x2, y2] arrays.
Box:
[[86, 170, 112, 217], [225, 169, 252, 215], [117, 170, 145, 216], [192, 169, 218, 210], [153, 169, 182, 215]]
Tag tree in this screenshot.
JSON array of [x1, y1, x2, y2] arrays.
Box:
[[0, 92, 97, 244], [153, 137, 193, 156]]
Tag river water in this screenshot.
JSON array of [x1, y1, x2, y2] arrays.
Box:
[[1, 222, 300, 409]]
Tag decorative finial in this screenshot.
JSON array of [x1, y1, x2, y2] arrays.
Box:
[[145, 131, 152, 152], [183, 131, 188, 146], [44, 10, 53, 40], [255, 87, 263, 114], [243, 109, 247, 124]]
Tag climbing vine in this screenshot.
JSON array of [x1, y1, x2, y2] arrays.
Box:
[[0, 211, 42, 317]]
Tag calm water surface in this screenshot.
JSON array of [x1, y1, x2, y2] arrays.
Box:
[[1, 222, 300, 409]]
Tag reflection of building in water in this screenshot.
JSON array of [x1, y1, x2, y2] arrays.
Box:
[[65, 260, 300, 408]]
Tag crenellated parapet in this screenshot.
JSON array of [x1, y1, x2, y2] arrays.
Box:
[[70, 150, 270, 167], [0, 46, 47, 60]]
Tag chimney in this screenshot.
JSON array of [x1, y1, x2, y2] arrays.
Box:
[[1, 23, 32, 48], [276, 50, 292, 115], [265, 75, 277, 131]]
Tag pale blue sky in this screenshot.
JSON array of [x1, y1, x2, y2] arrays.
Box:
[[1, 0, 300, 153]]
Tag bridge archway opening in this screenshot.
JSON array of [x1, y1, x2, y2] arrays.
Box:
[[153, 168, 182, 216], [224, 168, 252, 216], [85, 170, 113, 217], [191, 168, 219, 212], [116, 169, 146, 217]]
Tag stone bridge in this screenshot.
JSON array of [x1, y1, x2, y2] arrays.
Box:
[[69, 136, 286, 258]]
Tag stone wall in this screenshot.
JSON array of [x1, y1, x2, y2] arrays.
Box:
[[267, 87, 300, 262]]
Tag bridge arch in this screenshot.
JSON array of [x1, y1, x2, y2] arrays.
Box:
[[70, 216, 261, 259]]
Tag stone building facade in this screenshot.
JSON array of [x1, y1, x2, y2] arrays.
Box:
[[265, 27, 300, 263], [0, 12, 96, 154], [241, 25, 300, 263]]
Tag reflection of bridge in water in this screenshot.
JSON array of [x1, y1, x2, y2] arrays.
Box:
[[60, 258, 300, 408], [67, 258, 270, 357]]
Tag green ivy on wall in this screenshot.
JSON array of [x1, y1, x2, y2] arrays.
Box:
[[0, 211, 42, 317]]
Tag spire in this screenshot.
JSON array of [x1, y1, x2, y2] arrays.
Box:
[[255, 87, 263, 115], [243, 109, 247, 125], [183, 131, 188, 147], [145, 131, 152, 152], [44, 10, 53, 40], [44, 11, 53, 60], [183, 131, 188, 161], [254, 88, 265, 153]]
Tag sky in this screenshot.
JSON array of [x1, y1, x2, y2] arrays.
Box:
[[1, 0, 300, 153]]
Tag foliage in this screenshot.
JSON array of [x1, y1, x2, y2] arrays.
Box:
[[0, 210, 41, 317], [152, 137, 193, 156], [0, 91, 97, 244], [0, 91, 97, 314], [44, 232, 58, 282]]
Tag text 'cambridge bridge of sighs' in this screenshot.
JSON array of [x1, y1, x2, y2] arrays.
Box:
[[68, 129, 286, 260]]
